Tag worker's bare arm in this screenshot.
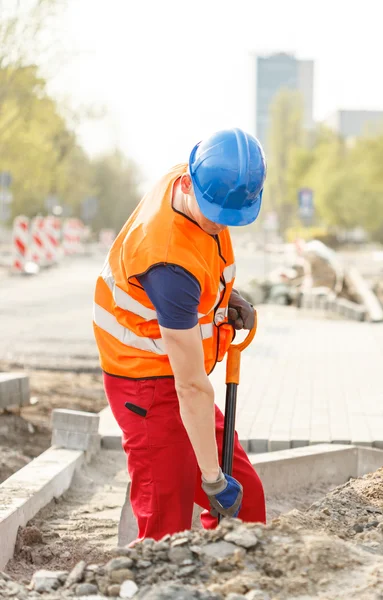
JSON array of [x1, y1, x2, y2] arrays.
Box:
[[159, 324, 220, 483]]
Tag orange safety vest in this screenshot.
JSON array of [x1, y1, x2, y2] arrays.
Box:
[[93, 163, 236, 378]]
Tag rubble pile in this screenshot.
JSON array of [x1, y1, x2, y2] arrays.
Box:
[[2, 469, 383, 600]]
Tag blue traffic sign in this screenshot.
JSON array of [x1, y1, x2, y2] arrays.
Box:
[[298, 188, 314, 219], [0, 171, 12, 189]]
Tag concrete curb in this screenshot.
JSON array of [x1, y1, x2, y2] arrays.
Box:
[[250, 444, 383, 497], [99, 406, 122, 450], [0, 372, 30, 410], [0, 447, 84, 570], [117, 443, 383, 546]]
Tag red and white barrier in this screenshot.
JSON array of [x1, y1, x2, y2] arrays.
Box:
[[63, 218, 84, 256], [99, 228, 116, 250], [28, 216, 47, 267], [43, 216, 61, 265], [11, 214, 85, 274], [12, 216, 29, 273]]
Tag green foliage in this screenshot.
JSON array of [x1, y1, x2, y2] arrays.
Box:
[[264, 89, 306, 232], [91, 151, 141, 232], [0, 1, 141, 231], [266, 89, 383, 240]]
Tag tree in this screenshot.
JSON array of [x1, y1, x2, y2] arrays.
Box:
[[264, 89, 306, 232], [91, 151, 141, 233]]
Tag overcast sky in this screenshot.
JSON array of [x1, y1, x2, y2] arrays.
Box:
[[49, 0, 383, 185]]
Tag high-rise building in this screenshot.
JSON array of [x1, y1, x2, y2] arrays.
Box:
[[325, 110, 383, 140], [254, 53, 314, 149]]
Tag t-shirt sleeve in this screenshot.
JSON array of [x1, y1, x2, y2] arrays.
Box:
[[137, 264, 201, 330]]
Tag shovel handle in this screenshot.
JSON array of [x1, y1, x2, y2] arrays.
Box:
[[226, 309, 257, 385]]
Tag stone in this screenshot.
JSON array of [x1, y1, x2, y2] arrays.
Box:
[[136, 583, 221, 599], [75, 582, 99, 596], [31, 570, 68, 593], [75, 596, 105, 600], [168, 546, 193, 565], [106, 557, 134, 572], [201, 541, 239, 560], [65, 560, 86, 588], [226, 595, 248, 600], [3, 581, 28, 599], [153, 541, 170, 551], [353, 524, 364, 533], [120, 579, 139, 598], [136, 559, 152, 569], [245, 592, 271, 600], [224, 527, 259, 549], [171, 537, 189, 547], [108, 583, 121, 596], [178, 565, 197, 577], [110, 569, 135, 584]]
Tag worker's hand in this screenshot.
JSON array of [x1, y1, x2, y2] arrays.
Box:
[[228, 289, 255, 330], [202, 468, 243, 518]]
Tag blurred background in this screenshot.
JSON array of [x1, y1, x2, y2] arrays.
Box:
[[1, 0, 383, 304]]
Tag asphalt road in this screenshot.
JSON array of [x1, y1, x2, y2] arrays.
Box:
[[1, 242, 382, 369], [0, 253, 103, 369]]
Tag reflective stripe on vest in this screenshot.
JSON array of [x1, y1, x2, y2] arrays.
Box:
[[102, 261, 157, 321], [223, 263, 236, 283], [101, 260, 236, 324], [94, 303, 214, 354]]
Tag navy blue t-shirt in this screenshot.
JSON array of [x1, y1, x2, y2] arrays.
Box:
[[138, 264, 201, 330]]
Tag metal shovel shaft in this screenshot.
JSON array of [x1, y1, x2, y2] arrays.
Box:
[[221, 382, 238, 476], [218, 311, 257, 523]]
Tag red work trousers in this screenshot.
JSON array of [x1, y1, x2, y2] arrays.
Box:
[[103, 373, 266, 541]]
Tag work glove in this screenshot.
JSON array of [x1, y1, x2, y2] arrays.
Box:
[[201, 468, 243, 518], [228, 288, 255, 330]]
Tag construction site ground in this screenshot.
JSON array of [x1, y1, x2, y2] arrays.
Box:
[[0, 370, 105, 484], [1, 244, 383, 598], [2, 458, 383, 599]]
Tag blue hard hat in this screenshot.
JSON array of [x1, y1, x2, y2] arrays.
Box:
[[189, 128, 266, 226]]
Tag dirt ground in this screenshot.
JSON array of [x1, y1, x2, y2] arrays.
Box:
[[5, 448, 336, 584], [0, 369, 106, 483], [2, 367, 383, 598], [6, 450, 128, 583], [4, 464, 383, 599]]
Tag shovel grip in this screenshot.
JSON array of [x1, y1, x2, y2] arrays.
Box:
[[226, 310, 257, 385]]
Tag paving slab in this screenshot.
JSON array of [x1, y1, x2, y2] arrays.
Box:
[[210, 306, 383, 451], [97, 307, 383, 452]]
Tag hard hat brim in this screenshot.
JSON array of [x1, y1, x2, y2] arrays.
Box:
[[193, 186, 263, 227]]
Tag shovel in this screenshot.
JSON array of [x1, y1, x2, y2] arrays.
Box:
[[218, 309, 257, 523]]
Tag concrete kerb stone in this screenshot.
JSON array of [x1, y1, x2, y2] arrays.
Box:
[[0, 447, 84, 570], [356, 446, 383, 476], [249, 444, 359, 497], [52, 408, 100, 433], [51, 409, 101, 460], [0, 372, 30, 410], [98, 406, 122, 450]]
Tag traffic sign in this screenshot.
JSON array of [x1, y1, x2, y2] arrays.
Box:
[[0, 189, 13, 222], [298, 188, 314, 220], [81, 197, 99, 223], [0, 171, 12, 188]]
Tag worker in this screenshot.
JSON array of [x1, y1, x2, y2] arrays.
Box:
[[93, 128, 267, 542]]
